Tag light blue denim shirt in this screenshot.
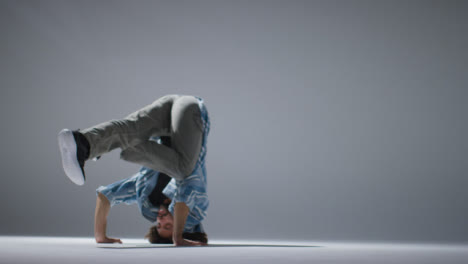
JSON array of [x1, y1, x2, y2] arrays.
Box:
[[96, 97, 210, 233]]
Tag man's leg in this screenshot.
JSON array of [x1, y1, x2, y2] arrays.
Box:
[[120, 140, 183, 180], [58, 95, 177, 185], [170, 96, 204, 177], [81, 95, 176, 160], [120, 96, 203, 180]]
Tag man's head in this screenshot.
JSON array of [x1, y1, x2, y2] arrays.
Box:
[[145, 199, 175, 243], [145, 204, 209, 244], [155, 205, 174, 239], [145, 198, 208, 244]]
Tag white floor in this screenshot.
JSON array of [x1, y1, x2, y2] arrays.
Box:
[[0, 236, 467, 264]]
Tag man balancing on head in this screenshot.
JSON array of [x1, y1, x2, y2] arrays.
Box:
[[58, 95, 210, 246]]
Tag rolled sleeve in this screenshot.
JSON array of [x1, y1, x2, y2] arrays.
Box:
[[96, 173, 139, 207]]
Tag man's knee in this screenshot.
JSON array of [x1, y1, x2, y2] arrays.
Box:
[[179, 158, 197, 178], [120, 148, 137, 162]]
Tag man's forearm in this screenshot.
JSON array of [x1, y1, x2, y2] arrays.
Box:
[[173, 202, 189, 241], [94, 192, 110, 241]]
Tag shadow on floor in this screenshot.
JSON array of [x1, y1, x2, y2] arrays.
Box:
[[97, 243, 321, 249]]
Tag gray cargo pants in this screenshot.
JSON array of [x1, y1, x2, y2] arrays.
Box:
[[81, 95, 204, 181]]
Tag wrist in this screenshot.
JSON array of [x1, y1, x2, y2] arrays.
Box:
[[173, 234, 183, 242], [95, 233, 106, 240], [95, 236, 106, 243]]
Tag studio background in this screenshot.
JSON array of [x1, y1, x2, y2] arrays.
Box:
[[1, 0, 466, 243]]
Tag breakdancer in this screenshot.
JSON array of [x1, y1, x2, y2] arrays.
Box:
[[58, 95, 210, 246]]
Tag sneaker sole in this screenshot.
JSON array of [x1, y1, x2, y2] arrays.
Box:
[[58, 129, 85, 186]]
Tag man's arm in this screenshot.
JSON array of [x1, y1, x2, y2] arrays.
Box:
[[172, 202, 206, 246], [94, 192, 122, 244]]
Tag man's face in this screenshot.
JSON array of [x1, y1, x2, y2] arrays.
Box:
[[156, 206, 173, 239]]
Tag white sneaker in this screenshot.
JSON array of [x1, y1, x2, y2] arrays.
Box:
[[58, 129, 86, 185]]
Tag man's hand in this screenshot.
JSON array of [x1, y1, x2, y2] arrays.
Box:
[[173, 237, 207, 247], [95, 236, 122, 244]]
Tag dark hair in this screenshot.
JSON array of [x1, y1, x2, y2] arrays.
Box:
[[145, 226, 208, 244]]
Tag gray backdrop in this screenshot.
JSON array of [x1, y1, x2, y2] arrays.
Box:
[[1, 0, 466, 243]]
